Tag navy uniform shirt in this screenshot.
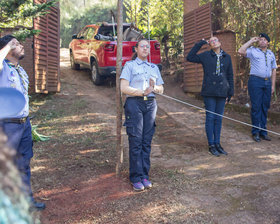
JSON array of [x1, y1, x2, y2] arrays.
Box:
[[120, 57, 164, 97], [0, 59, 29, 118]]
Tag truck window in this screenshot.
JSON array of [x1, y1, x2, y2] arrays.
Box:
[[98, 25, 130, 36], [77, 28, 89, 39], [85, 28, 96, 40]]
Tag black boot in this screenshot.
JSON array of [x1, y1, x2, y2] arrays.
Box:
[[215, 143, 228, 155], [209, 145, 220, 157]]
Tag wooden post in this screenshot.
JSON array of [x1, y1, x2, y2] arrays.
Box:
[[115, 0, 123, 176]]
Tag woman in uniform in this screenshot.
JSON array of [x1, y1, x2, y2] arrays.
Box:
[[120, 39, 164, 191]]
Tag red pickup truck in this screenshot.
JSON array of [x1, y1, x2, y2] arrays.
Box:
[[69, 23, 162, 85]]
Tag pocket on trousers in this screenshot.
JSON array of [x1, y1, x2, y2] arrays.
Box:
[[123, 120, 136, 137]]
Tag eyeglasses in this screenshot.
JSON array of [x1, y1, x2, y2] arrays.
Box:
[[209, 39, 219, 44], [139, 44, 150, 49]]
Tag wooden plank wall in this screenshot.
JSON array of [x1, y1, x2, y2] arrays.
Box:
[[183, 3, 212, 93], [33, 0, 60, 93]]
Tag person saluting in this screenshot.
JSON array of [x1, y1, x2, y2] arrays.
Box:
[[238, 33, 277, 142], [187, 37, 234, 156]]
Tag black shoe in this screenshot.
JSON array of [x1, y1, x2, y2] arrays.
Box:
[[31, 201, 46, 211], [215, 143, 228, 155], [209, 145, 220, 157], [260, 135, 271, 141], [252, 133, 261, 142]]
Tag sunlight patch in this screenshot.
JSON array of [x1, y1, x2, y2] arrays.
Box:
[[32, 166, 46, 172], [79, 149, 100, 154]]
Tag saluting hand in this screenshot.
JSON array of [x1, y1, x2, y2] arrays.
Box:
[[7, 39, 17, 50], [250, 37, 259, 44]]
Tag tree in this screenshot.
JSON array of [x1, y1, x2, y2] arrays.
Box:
[[124, 0, 184, 66], [200, 0, 280, 55], [59, 0, 118, 47], [0, 0, 58, 41], [115, 0, 124, 176]]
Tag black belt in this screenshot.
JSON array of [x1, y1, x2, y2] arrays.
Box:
[[251, 74, 270, 80], [3, 116, 28, 124], [130, 96, 155, 101]]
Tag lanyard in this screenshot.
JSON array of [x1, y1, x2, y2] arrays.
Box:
[[5, 60, 28, 92]]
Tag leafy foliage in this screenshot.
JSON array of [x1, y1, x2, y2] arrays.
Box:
[[124, 0, 183, 66], [0, 0, 57, 40], [200, 0, 280, 55], [31, 124, 50, 142], [60, 0, 118, 47]]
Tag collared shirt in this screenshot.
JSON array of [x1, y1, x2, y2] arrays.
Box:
[[0, 59, 29, 118], [120, 57, 164, 97], [246, 46, 277, 78]]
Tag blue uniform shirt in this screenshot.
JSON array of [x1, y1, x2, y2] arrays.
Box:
[[120, 57, 164, 97], [0, 60, 29, 118], [246, 47, 277, 78]]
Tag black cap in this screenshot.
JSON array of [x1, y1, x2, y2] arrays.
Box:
[[259, 33, 270, 42], [0, 35, 16, 50]]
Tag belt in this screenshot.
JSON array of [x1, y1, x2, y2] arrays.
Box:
[[129, 96, 155, 101], [3, 116, 28, 124], [251, 74, 270, 80]]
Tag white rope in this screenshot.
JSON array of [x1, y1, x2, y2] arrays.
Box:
[[157, 93, 280, 137]]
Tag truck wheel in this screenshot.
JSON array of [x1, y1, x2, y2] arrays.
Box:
[[70, 52, 80, 70], [91, 61, 103, 85]]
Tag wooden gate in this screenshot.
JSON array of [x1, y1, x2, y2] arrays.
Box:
[[183, 3, 212, 93], [33, 0, 60, 93]]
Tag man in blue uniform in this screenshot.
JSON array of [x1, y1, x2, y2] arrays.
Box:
[[0, 35, 46, 210], [238, 33, 277, 142]]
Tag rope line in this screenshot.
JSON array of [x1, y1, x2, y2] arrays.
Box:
[[157, 93, 280, 137]]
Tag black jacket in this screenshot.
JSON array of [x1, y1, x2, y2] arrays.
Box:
[[186, 40, 234, 98]]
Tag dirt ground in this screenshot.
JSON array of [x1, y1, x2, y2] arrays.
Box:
[[30, 49, 280, 224]]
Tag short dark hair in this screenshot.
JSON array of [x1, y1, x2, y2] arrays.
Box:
[[0, 35, 16, 50]]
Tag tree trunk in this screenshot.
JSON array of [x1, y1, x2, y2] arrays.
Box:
[[212, 0, 223, 31], [115, 0, 124, 176]]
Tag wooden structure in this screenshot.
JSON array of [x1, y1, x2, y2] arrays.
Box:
[[0, 1, 60, 93], [34, 0, 60, 93], [183, 0, 237, 93], [183, 3, 212, 93]]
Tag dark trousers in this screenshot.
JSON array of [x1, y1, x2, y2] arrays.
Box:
[[248, 75, 271, 136], [2, 117, 34, 197], [124, 97, 157, 183], [203, 96, 226, 146]]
